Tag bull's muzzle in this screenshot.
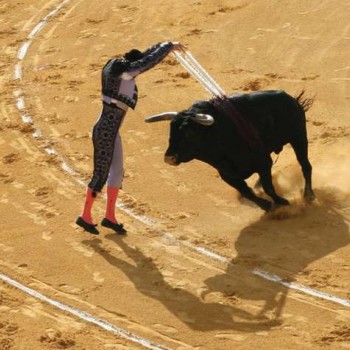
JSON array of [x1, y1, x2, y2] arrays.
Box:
[[164, 155, 179, 166]]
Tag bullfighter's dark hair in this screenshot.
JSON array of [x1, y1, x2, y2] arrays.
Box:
[[124, 49, 143, 62]]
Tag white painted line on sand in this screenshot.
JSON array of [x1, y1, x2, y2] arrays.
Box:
[[0, 273, 169, 350], [253, 269, 350, 307]]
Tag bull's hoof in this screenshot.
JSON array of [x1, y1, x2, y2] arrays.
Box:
[[259, 199, 274, 212], [274, 197, 289, 206], [305, 190, 316, 202]]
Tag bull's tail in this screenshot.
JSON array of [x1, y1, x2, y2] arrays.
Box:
[[295, 90, 314, 112]]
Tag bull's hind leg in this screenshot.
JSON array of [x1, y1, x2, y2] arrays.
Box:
[[290, 136, 315, 202]]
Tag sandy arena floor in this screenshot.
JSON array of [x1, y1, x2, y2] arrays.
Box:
[[0, 0, 350, 349]]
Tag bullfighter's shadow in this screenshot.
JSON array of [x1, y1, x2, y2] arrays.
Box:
[[83, 236, 280, 332], [203, 187, 350, 320]]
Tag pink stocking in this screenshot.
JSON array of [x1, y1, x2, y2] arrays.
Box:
[[81, 188, 96, 224], [105, 186, 119, 223]]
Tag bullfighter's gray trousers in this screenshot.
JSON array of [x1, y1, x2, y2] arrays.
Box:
[[88, 104, 125, 194]]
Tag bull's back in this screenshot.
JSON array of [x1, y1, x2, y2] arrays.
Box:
[[229, 90, 301, 117], [228, 90, 306, 149], [230, 90, 305, 134]]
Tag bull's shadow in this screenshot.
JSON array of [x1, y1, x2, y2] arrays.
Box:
[[203, 188, 350, 320], [82, 188, 349, 331], [82, 236, 281, 332]]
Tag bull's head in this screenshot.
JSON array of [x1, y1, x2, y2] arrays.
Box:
[[145, 111, 215, 166]]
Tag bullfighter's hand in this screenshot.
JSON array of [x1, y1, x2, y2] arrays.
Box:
[[172, 42, 187, 52]]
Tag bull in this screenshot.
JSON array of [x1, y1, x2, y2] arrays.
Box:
[[145, 90, 315, 211]]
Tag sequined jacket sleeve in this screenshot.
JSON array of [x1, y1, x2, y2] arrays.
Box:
[[125, 41, 174, 78], [101, 42, 175, 109]]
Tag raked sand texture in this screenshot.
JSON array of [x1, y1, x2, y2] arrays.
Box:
[[0, 1, 350, 349]]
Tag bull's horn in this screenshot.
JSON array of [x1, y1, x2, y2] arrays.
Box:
[[190, 113, 214, 126], [145, 112, 178, 123]]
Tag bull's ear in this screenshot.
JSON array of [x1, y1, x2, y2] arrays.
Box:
[[190, 113, 215, 126], [145, 112, 178, 123]]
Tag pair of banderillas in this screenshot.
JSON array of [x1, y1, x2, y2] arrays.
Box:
[[173, 50, 261, 149], [173, 50, 226, 99]]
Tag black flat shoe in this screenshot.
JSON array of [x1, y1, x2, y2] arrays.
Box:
[[101, 218, 127, 235], [76, 216, 99, 235]]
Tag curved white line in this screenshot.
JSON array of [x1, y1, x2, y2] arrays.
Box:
[[18, 42, 31, 60], [253, 269, 350, 308], [0, 273, 169, 350]]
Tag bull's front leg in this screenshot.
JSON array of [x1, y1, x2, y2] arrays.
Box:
[[258, 169, 289, 206], [218, 169, 273, 211]]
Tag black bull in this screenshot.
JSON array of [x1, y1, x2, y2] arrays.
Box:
[[145, 90, 315, 211]]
